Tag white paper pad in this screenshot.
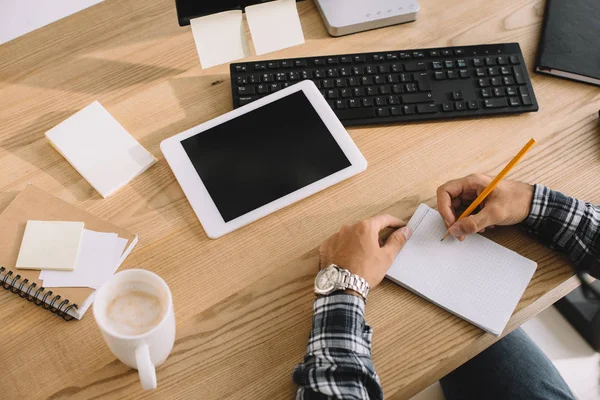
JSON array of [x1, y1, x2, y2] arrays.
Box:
[[45, 101, 157, 198], [40, 230, 128, 288], [245, 0, 305, 55], [190, 10, 251, 69], [0, 0, 104, 45], [386, 204, 537, 336], [16, 221, 84, 271]]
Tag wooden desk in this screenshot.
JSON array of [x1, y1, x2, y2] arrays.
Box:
[[1, 0, 598, 398]]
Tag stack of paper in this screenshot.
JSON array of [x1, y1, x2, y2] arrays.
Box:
[[45, 101, 157, 198], [16, 220, 128, 289]]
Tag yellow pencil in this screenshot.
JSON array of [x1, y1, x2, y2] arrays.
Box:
[[441, 138, 537, 241]]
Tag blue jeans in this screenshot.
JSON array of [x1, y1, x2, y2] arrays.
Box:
[[440, 328, 576, 400]]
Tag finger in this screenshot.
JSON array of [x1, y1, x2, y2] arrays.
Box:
[[449, 211, 491, 237], [437, 182, 462, 227], [368, 214, 405, 231], [384, 226, 412, 256]]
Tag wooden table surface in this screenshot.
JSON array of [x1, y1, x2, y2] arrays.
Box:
[[1, 0, 599, 398]]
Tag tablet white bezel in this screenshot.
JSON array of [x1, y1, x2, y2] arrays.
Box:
[[160, 80, 367, 239]]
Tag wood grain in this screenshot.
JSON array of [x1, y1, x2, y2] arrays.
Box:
[[0, 0, 598, 398]]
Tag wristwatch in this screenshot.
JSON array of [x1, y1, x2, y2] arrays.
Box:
[[314, 264, 370, 301]]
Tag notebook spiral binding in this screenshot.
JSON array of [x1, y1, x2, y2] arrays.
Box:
[[0, 266, 78, 320]]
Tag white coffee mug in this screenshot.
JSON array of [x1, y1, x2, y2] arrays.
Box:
[[93, 269, 176, 390]]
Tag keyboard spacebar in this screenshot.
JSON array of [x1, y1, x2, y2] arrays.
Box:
[[333, 107, 376, 120]]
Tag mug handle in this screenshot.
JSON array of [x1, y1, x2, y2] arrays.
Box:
[[135, 343, 157, 390]]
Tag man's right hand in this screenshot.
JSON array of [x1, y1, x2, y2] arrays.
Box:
[[437, 174, 535, 241]]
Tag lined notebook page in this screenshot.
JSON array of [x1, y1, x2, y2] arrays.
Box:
[[386, 204, 537, 336]]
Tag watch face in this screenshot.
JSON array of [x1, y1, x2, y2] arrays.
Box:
[[315, 266, 338, 292]]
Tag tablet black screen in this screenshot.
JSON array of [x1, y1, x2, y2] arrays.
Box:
[[181, 91, 351, 222]]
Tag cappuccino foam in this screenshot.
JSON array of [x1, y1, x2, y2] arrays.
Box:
[[105, 286, 165, 336]]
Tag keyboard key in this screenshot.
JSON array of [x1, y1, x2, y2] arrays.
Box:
[[417, 104, 437, 114], [327, 68, 338, 77], [447, 70, 458, 79], [457, 59, 467, 68], [334, 107, 376, 120], [341, 88, 352, 98], [442, 102, 453, 112], [362, 97, 374, 107], [366, 65, 377, 74], [236, 77, 247, 85], [494, 88, 505, 97], [481, 88, 492, 98], [399, 52, 410, 59], [484, 98, 508, 108], [378, 65, 390, 74], [377, 107, 389, 116], [379, 86, 391, 94], [289, 72, 300, 81], [386, 74, 399, 83], [367, 86, 378, 96], [340, 67, 352, 76], [403, 92, 434, 103], [314, 58, 326, 65], [235, 65, 247, 72], [500, 66, 512, 75], [257, 84, 269, 94], [392, 84, 404, 94], [476, 68, 486, 77], [390, 106, 402, 116], [399, 73, 411, 82], [354, 87, 366, 96], [374, 75, 386, 85], [238, 86, 255, 95], [314, 69, 326, 79], [434, 71, 445, 80], [327, 57, 339, 64], [452, 90, 463, 100], [254, 63, 266, 70], [519, 86, 533, 105], [348, 98, 360, 108], [281, 61, 293, 68], [388, 95, 400, 105], [361, 76, 373, 85], [473, 58, 484, 67], [509, 97, 520, 107], [386, 53, 399, 60], [455, 49, 465, 55], [376, 97, 388, 106], [335, 99, 347, 109], [503, 76, 515, 86], [373, 54, 385, 61], [491, 77, 502, 86], [262, 73, 274, 82], [294, 60, 307, 67], [485, 57, 496, 66], [405, 83, 417, 93], [441, 50, 452, 56], [506, 87, 517, 96], [478, 78, 490, 87], [352, 66, 364, 75], [353, 55, 366, 63], [444, 60, 454, 68], [432, 61, 443, 69], [249, 74, 261, 84], [270, 83, 281, 92], [510, 56, 519, 64], [488, 67, 499, 76], [391, 63, 403, 73], [301, 71, 313, 79], [459, 69, 469, 79], [513, 67, 526, 84], [468, 100, 479, 110], [402, 105, 416, 115], [323, 79, 335, 88], [335, 78, 347, 87], [430, 50, 440, 57], [454, 101, 466, 111], [238, 96, 257, 106], [414, 73, 431, 91], [340, 56, 353, 64], [349, 77, 361, 86], [275, 72, 287, 82], [405, 62, 427, 72], [497, 56, 508, 65]]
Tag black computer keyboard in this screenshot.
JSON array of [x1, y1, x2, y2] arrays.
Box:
[[230, 43, 538, 126]]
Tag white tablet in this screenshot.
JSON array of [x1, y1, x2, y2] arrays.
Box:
[[160, 80, 367, 239]]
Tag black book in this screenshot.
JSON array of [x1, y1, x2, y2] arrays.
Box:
[[536, 0, 600, 86]]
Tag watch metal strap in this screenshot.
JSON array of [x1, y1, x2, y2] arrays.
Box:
[[340, 269, 370, 299]]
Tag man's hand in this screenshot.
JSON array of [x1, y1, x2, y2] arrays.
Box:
[[437, 174, 534, 241], [319, 214, 412, 289]]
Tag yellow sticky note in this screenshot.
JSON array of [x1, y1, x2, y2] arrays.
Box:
[[16, 221, 84, 271]]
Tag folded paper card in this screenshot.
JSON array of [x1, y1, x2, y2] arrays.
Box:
[[40, 230, 128, 288], [46, 101, 157, 198], [245, 0, 305, 55], [191, 10, 251, 69], [386, 204, 537, 336], [16, 220, 84, 271]]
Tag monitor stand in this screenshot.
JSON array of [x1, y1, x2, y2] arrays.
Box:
[[555, 282, 600, 352]]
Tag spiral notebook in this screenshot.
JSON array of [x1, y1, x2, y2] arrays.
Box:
[[0, 185, 138, 320], [386, 204, 537, 336]]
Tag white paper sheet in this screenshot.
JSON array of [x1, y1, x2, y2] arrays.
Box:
[[45, 101, 157, 198], [245, 0, 305, 55], [386, 204, 537, 336], [190, 10, 251, 69], [0, 0, 104, 45], [40, 230, 127, 288], [16, 220, 84, 271]]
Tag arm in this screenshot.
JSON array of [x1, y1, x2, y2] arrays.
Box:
[[293, 215, 412, 399], [293, 294, 382, 400], [522, 184, 600, 277]]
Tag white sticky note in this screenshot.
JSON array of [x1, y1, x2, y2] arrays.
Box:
[[40, 230, 124, 288], [16, 221, 84, 271], [191, 10, 251, 69], [245, 0, 305, 56], [45, 101, 157, 198]]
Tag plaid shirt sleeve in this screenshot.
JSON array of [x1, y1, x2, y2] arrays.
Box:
[[293, 293, 383, 400], [522, 184, 600, 277]]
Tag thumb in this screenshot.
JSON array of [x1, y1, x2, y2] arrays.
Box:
[[384, 226, 412, 256], [449, 212, 490, 237]]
